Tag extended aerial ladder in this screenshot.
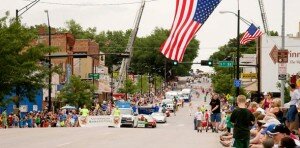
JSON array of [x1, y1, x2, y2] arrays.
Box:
[[115, 0, 146, 91], [258, 0, 269, 35]]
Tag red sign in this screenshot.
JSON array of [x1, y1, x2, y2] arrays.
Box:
[[278, 49, 289, 63]]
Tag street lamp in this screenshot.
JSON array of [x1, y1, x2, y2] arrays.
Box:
[[219, 11, 251, 25], [44, 10, 52, 111], [219, 7, 241, 97]]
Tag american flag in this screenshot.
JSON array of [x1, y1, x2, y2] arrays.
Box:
[[240, 23, 263, 45], [160, 0, 221, 62]]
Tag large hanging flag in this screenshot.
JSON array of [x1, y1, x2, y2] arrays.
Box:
[[240, 23, 263, 45], [160, 0, 222, 62]]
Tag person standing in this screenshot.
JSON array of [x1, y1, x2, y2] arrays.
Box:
[[209, 93, 221, 133], [286, 84, 300, 131], [112, 106, 121, 126], [1, 109, 8, 128], [79, 105, 89, 125], [230, 95, 255, 148]]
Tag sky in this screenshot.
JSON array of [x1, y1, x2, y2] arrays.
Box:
[[1, 0, 300, 72]]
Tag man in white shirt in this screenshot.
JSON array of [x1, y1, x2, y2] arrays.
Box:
[[286, 84, 300, 131]]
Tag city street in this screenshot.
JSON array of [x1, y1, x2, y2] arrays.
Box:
[[0, 83, 222, 148]]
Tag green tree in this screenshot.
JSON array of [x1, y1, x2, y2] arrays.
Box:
[[118, 79, 137, 94], [58, 76, 96, 108], [209, 35, 256, 95], [60, 20, 200, 80], [0, 13, 53, 107], [136, 75, 150, 94]]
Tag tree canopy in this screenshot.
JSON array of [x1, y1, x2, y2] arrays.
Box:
[[58, 75, 96, 108], [209, 34, 256, 96], [0, 13, 53, 107], [61, 20, 200, 79]]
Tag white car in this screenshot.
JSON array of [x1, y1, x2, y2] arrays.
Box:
[[151, 112, 167, 123]]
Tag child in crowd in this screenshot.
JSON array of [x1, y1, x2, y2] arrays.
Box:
[[230, 95, 255, 148]]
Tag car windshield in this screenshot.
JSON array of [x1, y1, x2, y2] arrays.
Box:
[[162, 99, 173, 104], [120, 108, 133, 115]]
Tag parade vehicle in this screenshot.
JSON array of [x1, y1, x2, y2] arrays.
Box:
[[151, 112, 167, 123], [137, 114, 157, 128], [161, 99, 174, 112], [115, 101, 138, 128], [181, 88, 192, 102]]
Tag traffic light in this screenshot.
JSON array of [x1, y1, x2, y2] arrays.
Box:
[[173, 60, 178, 66], [201, 60, 213, 66]]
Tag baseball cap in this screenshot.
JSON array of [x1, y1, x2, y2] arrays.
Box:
[[261, 124, 276, 135], [267, 124, 291, 135]]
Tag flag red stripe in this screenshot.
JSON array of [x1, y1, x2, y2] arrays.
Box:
[[162, 0, 186, 57], [179, 23, 201, 62], [160, 0, 180, 55], [169, 0, 195, 60]]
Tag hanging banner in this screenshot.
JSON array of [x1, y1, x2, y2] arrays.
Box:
[[78, 116, 119, 127]]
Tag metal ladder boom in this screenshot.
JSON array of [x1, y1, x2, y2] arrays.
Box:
[[258, 0, 269, 35], [115, 0, 146, 91]]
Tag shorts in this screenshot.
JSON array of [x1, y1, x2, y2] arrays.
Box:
[[211, 113, 221, 122], [287, 105, 297, 122]]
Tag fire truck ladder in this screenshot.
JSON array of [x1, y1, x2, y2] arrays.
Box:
[[258, 0, 269, 35], [115, 0, 146, 92]]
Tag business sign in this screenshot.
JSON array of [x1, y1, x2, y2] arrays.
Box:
[[261, 35, 300, 92], [240, 54, 257, 66], [241, 73, 257, 79], [19, 105, 28, 112]]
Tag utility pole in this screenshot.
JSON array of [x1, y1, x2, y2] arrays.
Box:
[[44, 10, 52, 111], [16, 0, 40, 22], [280, 0, 286, 106], [236, 1, 241, 97]]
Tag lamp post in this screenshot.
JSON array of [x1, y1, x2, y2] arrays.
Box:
[[219, 2, 241, 97], [44, 10, 52, 111]]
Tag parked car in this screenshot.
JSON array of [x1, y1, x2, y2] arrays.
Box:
[[151, 112, 167, 123]]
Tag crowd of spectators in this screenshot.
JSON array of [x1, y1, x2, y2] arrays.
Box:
[[218, 83, 300, 148]]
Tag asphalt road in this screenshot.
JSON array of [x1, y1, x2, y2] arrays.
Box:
[[0, 82, 223, 148]]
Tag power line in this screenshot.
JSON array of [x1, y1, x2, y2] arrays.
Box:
[[22, 0, 159, 6]]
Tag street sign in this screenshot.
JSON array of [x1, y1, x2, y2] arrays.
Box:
[[278, 49, 289, 63], [241, 73, 257, 79], [278, 63, 287, 80], [234, 79, 241, 88], [88, 73, 100, 79], [219, 61, 233, 67], [269, 45, 278, 64]]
